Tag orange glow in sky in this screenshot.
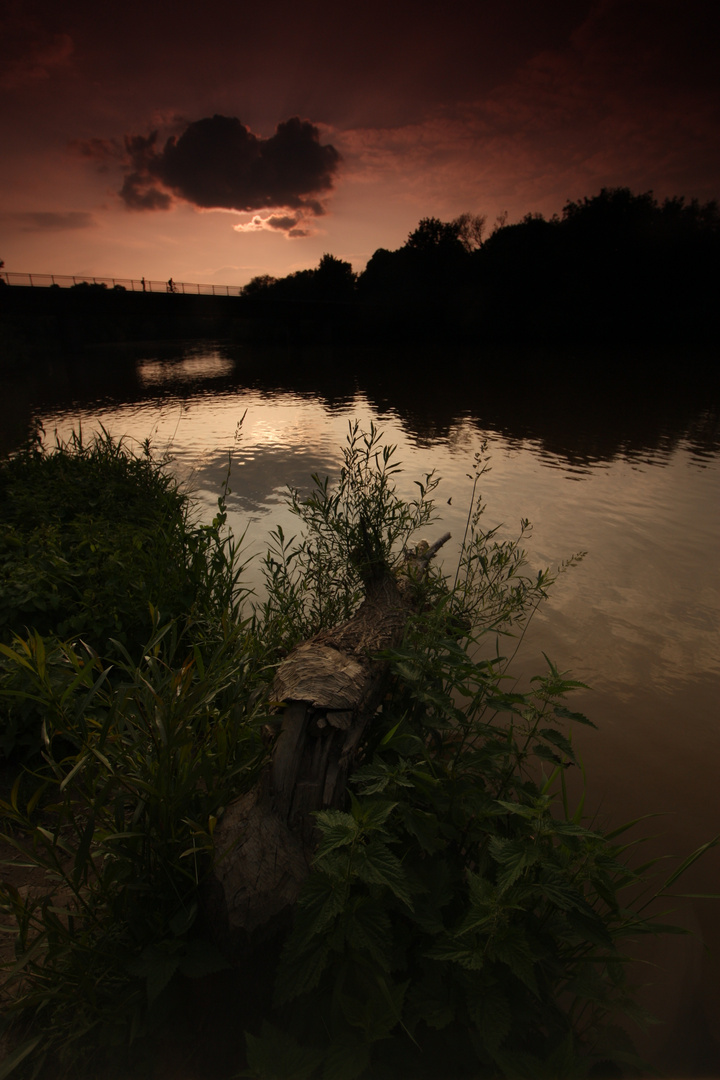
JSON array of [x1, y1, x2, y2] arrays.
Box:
[[1, 0, 718, 286]]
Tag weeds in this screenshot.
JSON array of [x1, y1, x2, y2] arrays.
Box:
[[258, 420, 440, 650], [0, 427, 247, 760], [0, 617, 270, 1076]]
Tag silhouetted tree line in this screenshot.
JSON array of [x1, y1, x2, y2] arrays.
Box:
[[241, 188, 720, 344], [2, 188, 718, 360], [243, 253, 357, 305]]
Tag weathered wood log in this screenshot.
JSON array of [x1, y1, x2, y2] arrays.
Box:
[[203, 533, 450, 958]]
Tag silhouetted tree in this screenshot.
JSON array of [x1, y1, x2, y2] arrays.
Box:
[[472, 187, 720, 343], [561, 187, 658, 239], [313, 253, 356, 301], [356, 217, 475, 336], [405, 217, 465, 255], [243, 274, 278, 296], [452, 212, 486, 251], [242, 256, 355, 306], [238, 189, 719, 346]]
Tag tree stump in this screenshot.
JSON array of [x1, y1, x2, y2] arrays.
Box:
[[203, 533, 450, 959]]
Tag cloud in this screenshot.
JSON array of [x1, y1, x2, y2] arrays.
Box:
[[0, 24, 73, 90], [337, 0, 720, 222], [2, 211, 97, 232], [72, 136, 124, 162], [88, 114, 341, 227], [233, 212, 313, 239]]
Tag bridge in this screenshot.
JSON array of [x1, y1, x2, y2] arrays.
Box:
[[0, 270, 244, 297]]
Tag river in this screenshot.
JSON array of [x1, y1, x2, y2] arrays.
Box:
[[2, 340, 719, 1075]]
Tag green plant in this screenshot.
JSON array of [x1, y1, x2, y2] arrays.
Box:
[[0, 427, 247, 760], [0, 426, 245, 649], [259, 420, 440, 650], [0, 614, 270, 1076], [243, 426, 717, 1080]]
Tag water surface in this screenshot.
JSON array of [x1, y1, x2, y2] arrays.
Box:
[[3, 342, 719, 1072]]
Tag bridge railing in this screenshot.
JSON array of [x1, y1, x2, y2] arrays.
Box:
[[0, 271, 244, 296]]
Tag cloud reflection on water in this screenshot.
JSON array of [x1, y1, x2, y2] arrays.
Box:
[[33, 354, 719, 701]]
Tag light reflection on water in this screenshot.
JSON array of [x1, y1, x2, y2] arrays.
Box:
[[16, 345, 720, 1071], [137, 350, 236, 386], [35, 369, 720, 698]]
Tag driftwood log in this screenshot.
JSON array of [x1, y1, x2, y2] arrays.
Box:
[[203, 532, 450, 958]]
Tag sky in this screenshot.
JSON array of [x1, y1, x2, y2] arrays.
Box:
[[1, 0, 718, 287]]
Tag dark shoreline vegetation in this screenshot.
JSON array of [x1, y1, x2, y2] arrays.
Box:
[[1, 187, 719, 367], [0, 428, 716, 1079]]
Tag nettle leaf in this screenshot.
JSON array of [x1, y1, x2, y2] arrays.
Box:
[[538, 727, 577, 764], [533, 743, 564, 765], [322, 1032, 371, 1080], [428, 942, 485, 971], [337, 975, 407, 1043], [394, 660, 423, 684], [350, 795, 398, 831], [298, 869, 339, 910], [554, 704, 597, 728], [498, 848, 542, 893], [245, 1022, 322, 1080], [495, 800, 538, 821], [375, 973, 410, 1034], [178, 937, 230, 979], [314, 809, 360, 859], [398, 804, 444, 853], [490, 1046, 547, 1079], [566, 904, 615, 948], [467, 986, 511, 1053], [488, 836, 543, 892], [297, 872, 348, 937], [126, 945, 180, 1004], [275, 938, 332, 1005], [456, 908, 497, 938], [410, 860, 455, 934], [406, 977, 455, 1031], [534, 876, 584, 912], [354, 840, 414, 909], [343, 896, 394, 969], [488, 927, 539, 997], [352, 761, 394, 795], [589, 871, 622, 913], [466, 868, 498, 904]]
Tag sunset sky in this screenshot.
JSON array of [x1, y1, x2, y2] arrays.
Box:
[[1, 0, 718, 288]]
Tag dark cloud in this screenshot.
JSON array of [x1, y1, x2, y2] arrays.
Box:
[[265, 214, 302, 231], [3, 211, 97, 232], [72, 136, 123, 161], [0, 16, 73, 90], [113, 115, 341, 219]]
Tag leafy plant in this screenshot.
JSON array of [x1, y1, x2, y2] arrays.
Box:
[[0, 427, 247, 760], [0, 615, 270, 1076], [258, 420, 440, 649], [0, 426, 245, 650], [244, 426, 717, 1080]]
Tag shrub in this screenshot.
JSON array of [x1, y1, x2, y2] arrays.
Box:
[[0, 427, 245, 759], [0, 618, 270, 1076]]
